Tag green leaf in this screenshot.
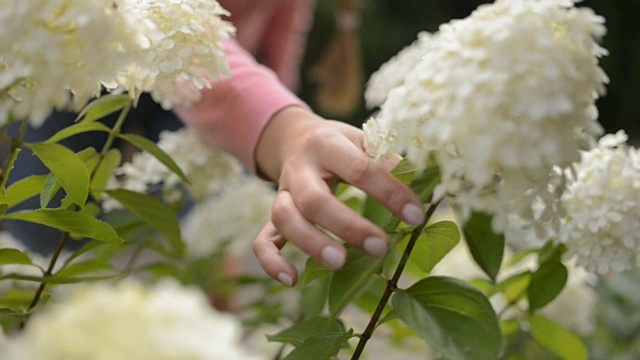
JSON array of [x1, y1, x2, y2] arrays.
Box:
[[39, 174, 60, 208], [106, 189, 183, 256], [329, 248, 382, 317], [300, 276, 330, 317], [528, 259, 568, 312], [91, 148, 121, 198], [462, 212, 504, 281], [268, 316, 344, 346], [45, 122, 111, 144], [391, 157, 418, 184], [28, 143, 90, 208], [528, 314, 587, 360], [76, 94, 131, 123], [118, 133, 189, 184], [410, 220, 460, 274], [0, 248, 33, 266], [3, 175, 47, 208], [1, 209, 125, 244], [392, 276, 502, 360], [410, 165, 441, 203], [282, 331, 352, 360], [302, 257, 332, 285], [489, 271, 531, 303], [53, 260, 113, 279]]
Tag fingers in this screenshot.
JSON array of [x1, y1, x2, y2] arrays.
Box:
[[284, 167, 389, 259], [320, 136, 425, 226], [253, 222, 299, 287], [271, 190, 348, 270]]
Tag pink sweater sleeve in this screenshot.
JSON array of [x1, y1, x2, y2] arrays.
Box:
[[174, 38, 308, 172]]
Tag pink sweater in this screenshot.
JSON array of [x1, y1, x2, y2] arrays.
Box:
[[175, 0, 315, 172]]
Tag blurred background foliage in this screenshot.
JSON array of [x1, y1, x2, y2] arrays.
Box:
[[298, 1, 640, 358], [299, 0, 640, 141]]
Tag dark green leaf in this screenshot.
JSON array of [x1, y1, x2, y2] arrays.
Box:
[[282, 331, 352, 360], [410, 221, 460, 274], [267, 316, 344, 346], [28, 143, 90, 207], [528, 314, 587, 360], [410, 165, 441, 203], [528, 259, 568, 312], [91, 148, 121, 198], [462, 212, 504, 281], [302, 256, 332, 285], [76, 94, 131, 123], [106, 189, 183, 256], [1, 209, 125, 244], [45, 122, 111, 144], [3, 175, 47, 208], [392, 276, 501, 360], [39, 174, 60, 208], [0, 248, 33, 266], [118, 133, 189, 184], [329, 248, 382, 317], [300, 275, 330, 317]]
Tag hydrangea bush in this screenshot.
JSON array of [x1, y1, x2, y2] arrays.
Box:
[[1, 0, 639, 359]]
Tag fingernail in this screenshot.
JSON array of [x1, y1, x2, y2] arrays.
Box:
[[321, 246, 346, 270], [277, 272, 293, 287], [363, 236, 387, 258], [402, 203, 425, 225]]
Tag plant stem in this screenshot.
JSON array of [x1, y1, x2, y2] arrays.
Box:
[[0, 118, 29, 191], [351, 201, 441, 360]]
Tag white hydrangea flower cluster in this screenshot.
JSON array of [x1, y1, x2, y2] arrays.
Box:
[[559, 131, 640, 274], [1, 280, 264, 360], [365, 0, 608, 233], [112, 0, 233, 109], [182, 178, 276, 258], [0, 0, 233, 127], [364, 31, 433, 109], [0, 0, 140, 127], [105, 127, 244, 210]]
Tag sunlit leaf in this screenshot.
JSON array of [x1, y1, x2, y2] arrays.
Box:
[[462, 212, 504, 281], [1, 209, 125, 244], [39, 174, 60, 208], [76, 94, 131, 123], [106, 189, 183, 256], [528, 314, 587, 360], [392, 276, 501, 360], [28, 143, 90, 207], [410, 221, 460, 274], [118, 133, 189, 184], [45, 122, 111, 144], [0, 248, 32, 266], [3, 175, 47, 208], [91, 148, 121, 198]]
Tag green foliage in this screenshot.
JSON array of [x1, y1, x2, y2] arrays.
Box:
[[392, 276, 502, 360], [3, 175, 47, 208], [44, 122, 111, 144], [409, 220, 460, 274], [117, 133, 189, 184], [462, 212, 505, 281], [1, 209, 125, 244], [0, 248, 33, 266], [528, 314, 588, 360], [106, 189, 184, 256], [27, 143, 90, 208], [267, 316, 345, 346], [75, 94, 131, 123], [282, 331, 353, 360], [91, 148, 121, 198]]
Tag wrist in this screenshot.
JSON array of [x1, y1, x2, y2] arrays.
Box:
[[255, 106, 319, 182]]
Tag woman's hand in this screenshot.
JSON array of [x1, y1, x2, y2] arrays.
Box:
[[253, 106, 424, 287]]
